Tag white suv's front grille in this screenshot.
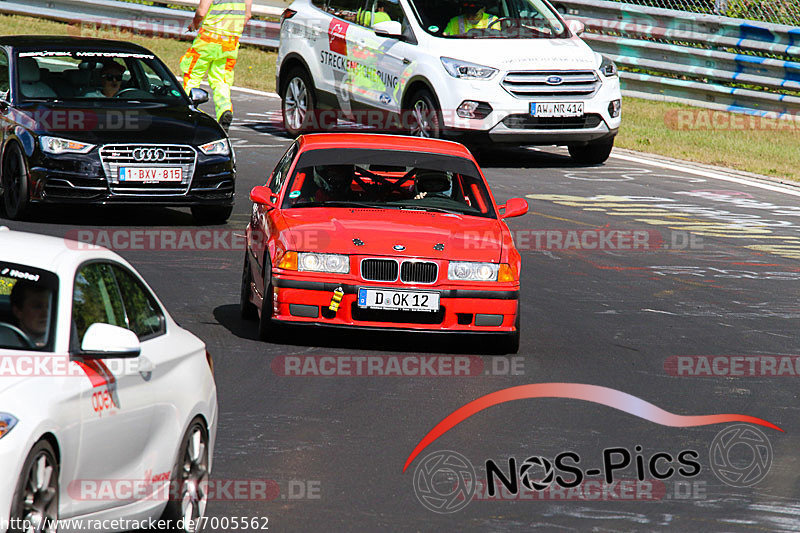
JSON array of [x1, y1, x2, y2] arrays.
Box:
[[501, 70, 600, 98], [99, 144, 197, 195]]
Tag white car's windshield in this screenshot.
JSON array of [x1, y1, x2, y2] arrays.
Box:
[[409, 0, 567, 38], [16, 51, 186, 103], [0, 262, 58, 351]]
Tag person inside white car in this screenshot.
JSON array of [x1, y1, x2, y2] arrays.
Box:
[[444, 1, 498, 35], [10, 280, 52, 347]]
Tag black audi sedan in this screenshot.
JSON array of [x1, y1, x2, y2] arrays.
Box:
[[0, 36, 234, 223]]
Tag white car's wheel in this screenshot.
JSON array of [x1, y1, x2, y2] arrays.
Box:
[[10, 440, 59, 533], [162, 419, 209, 532]]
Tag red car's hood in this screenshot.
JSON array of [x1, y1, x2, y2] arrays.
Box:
[[280, 208, 505, 262]]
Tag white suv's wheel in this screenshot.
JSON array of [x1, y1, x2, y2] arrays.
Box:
[[405, 90, 442, 139], [281, 68, 316, 137]]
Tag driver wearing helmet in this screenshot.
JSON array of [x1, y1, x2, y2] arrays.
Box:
[[313, 165, 355, 201], [444, 1, 498, 36]]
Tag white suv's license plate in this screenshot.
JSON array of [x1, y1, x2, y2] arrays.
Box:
[[358, 288, 440, 312], [530, 102, 584, 118], [119, 167, 183, 182]]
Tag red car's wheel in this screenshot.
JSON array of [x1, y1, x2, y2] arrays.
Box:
[[258, 257, 278, 342]]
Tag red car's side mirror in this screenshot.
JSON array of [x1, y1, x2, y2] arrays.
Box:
[[500, 197, 529, 219], [250, 186, 277, 208]]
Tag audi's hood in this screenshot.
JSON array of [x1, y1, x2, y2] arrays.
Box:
[[280, 208, 505, 262], [15, 102, 225, 146]]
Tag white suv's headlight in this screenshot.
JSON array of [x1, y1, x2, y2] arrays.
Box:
[[441, 57, 498, 80], [0, 413, 18, 440], [599, 54, 618, 77], [448, 261, 499, 281], [40, 136, 95, 155], [199, 138, 230, 156], [298, 253, 350, 273]]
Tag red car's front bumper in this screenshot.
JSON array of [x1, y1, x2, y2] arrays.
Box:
[[270, 276, 519, 333]]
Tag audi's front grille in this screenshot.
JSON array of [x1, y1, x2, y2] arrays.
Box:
[[360, 259, 439, 283], [361, 259, 399, 282], [99, 144, 197, 195], [501, 70, 600, 98], [400, 261, 438, 284]]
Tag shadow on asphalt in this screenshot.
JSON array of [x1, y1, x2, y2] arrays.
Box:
[[3, 205, 205, 227], [213, 304, 507, 355]]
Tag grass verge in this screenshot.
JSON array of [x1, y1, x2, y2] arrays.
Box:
[[2, 13, 798, 181]]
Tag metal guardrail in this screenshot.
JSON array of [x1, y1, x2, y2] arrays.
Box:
[[0, 0, 280, 49], [555, 0, 800, 117]]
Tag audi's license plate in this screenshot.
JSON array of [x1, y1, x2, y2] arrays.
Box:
[[530, 102, 584, 118], [119, 167, 183, 182], [358, 288, 440, 312]]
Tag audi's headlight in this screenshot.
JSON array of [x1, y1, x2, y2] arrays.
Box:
[[441, 57, 498, 80], [40, 136, 95, 155], [599, 55, 618, 77], [0, 413, 18, 440], [448, 261, 500, 281], [298, 253, 350, 273], [199, 138, 230, 156]]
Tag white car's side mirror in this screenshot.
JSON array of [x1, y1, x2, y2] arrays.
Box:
[[80, 323, 141, 359], [566, 18, 585, 36], [373, 20, 403, 39]]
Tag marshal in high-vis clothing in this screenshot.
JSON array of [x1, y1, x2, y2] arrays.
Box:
[[181, 0, 253, 131]]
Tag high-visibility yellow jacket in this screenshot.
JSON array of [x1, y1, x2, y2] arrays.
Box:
[[443, 12, 497, 35], [202, 0, 248, 37]]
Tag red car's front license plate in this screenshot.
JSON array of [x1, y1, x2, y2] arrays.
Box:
[[358, 288, 440, 312]]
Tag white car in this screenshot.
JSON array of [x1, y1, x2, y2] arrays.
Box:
[[277, 0, 622, 163], [0, 228, 217, 532]]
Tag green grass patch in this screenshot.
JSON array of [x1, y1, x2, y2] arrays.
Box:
[[2, 13, 798, 180]]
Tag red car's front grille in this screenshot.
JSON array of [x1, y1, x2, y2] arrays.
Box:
[[400, 261, 438, 284], [361, 259, 399, 281], [360, 259, 439, 283]]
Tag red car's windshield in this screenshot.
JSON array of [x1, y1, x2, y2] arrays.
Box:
[[281, 149, 497, 219]]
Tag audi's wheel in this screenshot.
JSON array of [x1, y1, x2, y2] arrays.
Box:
[[162, 419, 210, 533], [9, 440, 59, 533], [191, 205, 233, 225], [1, 143, 31, 220], [405, 90, 443, 139], [281, 68, 317, 137], [568, 138, 615, 165]]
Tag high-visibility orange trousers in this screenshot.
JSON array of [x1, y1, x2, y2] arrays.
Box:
[[180, 33, 239, 120]]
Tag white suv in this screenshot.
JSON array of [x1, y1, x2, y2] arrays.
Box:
[[277, 0, 622, 163]]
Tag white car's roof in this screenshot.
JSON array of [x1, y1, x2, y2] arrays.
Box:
[[0, 227, 120, 274]]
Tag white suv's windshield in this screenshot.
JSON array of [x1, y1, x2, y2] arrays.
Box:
[[409, 0, 567, 39]]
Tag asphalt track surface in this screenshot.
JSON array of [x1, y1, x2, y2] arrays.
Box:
[[5, 91, 800, 532]]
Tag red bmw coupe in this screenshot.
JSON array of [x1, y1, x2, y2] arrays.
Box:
[[240, 134, 528, 353]]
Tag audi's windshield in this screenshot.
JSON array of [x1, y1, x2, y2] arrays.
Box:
[[16, 51, 187, 103], [408, 0, 568, 38]]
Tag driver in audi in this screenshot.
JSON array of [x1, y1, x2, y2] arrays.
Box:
[[84, 61, 126, 98], [10, 281, 51, 347]]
